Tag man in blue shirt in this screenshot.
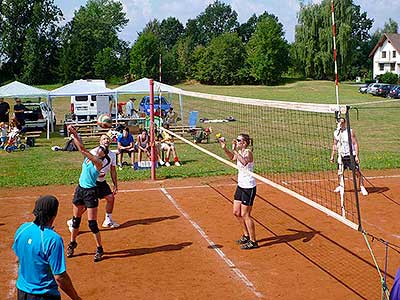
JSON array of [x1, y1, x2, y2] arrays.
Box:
[[13, 195, 81, 300], [117, 127, 136, 169]]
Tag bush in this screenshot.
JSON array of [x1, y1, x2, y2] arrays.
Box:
[[378, 72, 399, 84]]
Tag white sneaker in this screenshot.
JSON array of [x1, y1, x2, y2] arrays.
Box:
[[67, 219, 73, 233], [159, 160, 165, 166], [174, 161, 181, 166], [102, 220, 120, 228], [165, 162, 170, 167], [360, 186, 368, 196], [333, 186, 342, 193]]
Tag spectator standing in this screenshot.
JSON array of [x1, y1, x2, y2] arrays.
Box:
[[13, 98, 26, 126], [0, 97, 10, 123], [117, 127, 136, 169], [125, 97, 138, 118], [0, 122, 7, 148], [13, 195, 81, 300]]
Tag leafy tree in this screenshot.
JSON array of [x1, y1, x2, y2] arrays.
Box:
[[237, 14, 258, 43], [59, 0, 128, 82], [246, 14, 289, 84], [185, 0, 238, 46], [1, 0, 62, 83], [293, 0, 373, 80], [129, 31, 161, 80], [194, 33, 246, 85], [159, 17, 184, 50]]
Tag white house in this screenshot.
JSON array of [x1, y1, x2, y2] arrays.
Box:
[[369, 33, 400, 79]]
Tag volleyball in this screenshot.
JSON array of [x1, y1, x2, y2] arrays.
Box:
[[97, 114, 113, 128]]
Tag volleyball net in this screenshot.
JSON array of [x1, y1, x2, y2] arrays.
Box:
[[160, 90, 363, 231]]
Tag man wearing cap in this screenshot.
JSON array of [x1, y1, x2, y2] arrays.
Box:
[[125, 97, 138, 118], [0, 97, 10, 123], [13, 195, 81, 300]]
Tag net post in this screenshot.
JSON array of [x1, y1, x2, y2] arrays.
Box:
[[345, 106, 362, 231], [149, 79, 156, 180]]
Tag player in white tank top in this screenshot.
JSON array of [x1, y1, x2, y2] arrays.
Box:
[[330, 117, 368, 196], [219, 133, 258, 249]]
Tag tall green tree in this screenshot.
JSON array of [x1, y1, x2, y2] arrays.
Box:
[[246, 14, 289, 84], [293, 0, 372, 80], [129, 31, 161, 80], [1, 0, 62, 83], [185, 0, 238, 46], [59, 0, 128, 82], [194, 33, 246, 85], [159, 17, 184, 50]]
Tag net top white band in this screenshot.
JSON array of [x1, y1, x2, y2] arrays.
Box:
[[179, 90, 346, 114]]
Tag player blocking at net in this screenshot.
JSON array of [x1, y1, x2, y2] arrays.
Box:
[[219, 133, 258, 249], [330, 117, 368, 196]]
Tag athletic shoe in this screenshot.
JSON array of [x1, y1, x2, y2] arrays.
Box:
[[67, 241, 77, 258], [360, 186, 368, 196], [67, 219, 73, 233], [174, 161, 181, 166], [165, 162, 170, 167], [240, 240, 259, 250], [94, 247, 104, 262], [236, 235, 250, 245], [159, 160, 165, 166], [333, 186, 343, 193], [102, 220, 120, 228]]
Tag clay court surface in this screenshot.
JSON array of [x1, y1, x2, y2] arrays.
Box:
[[1, 170, 400, 299]]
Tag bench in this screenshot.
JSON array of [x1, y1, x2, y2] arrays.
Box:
[[23, 131, 43, 147]]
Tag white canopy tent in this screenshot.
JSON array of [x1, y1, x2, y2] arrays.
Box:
[[113, 78, 184, 122], [49, 79, 114, 97], [0, 81, 52, 139]]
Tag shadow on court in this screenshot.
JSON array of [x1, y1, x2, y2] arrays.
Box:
[[258, 228, 320, 248], [103, 242, 193, 260], [77, 215, 180, 235], [0, 223, 4, 227]]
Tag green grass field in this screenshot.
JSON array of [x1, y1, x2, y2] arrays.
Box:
[[0, 80, 398, 187]]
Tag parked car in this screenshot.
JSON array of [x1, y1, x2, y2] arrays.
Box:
[[368, 83, 387, 96], [23, 102, 56, 131], [374, 84, 393, 97], [138, 96, 172, 116], [359, 83, 372, 94], [388, 85, 400, 99]]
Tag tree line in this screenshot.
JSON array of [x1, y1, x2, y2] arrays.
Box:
[[0, 0, 398, 86]]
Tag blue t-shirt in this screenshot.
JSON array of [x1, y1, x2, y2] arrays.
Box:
[[117, 133, 134, 147], [12, 222, 66, 296], [79, 157, 99, 188]]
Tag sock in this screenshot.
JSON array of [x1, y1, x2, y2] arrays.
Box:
[[174, 156, 179, 162], [105, 213, 112, 221]]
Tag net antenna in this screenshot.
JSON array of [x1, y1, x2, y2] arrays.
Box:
[[331, 0, 340, 109]]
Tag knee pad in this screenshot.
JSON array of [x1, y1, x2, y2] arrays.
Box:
[[72, 216, 81, 229], [88, 220, 99, 234]]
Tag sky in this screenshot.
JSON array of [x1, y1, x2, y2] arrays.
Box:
[[54, 0, 400, 44]]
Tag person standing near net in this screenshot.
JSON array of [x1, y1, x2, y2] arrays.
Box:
[[13, 195, 81, 300], [66, 125, 108, 262], [330, 117, 368, 196], [219, 133, 258, 249]]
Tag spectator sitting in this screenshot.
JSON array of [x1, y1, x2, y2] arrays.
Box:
[[117, 127, 136, 169], [165, 107, 178, 126], [136, 129, 151, 162], [160, 123, 181, 167]]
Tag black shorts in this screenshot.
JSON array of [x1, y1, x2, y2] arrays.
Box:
[[18, 289, 61, 300], [118, 149, 135, 155], [234, 186, 257, 206], [72, 185, 98, 208], [339, 155, 360, 171], [96, 180, 112, 199]]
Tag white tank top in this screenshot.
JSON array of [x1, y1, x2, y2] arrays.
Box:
[[237, 149, 256, 188], [334, 128, 355, 157]]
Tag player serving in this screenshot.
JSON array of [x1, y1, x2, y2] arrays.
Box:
[[219, 133, 258, 249]]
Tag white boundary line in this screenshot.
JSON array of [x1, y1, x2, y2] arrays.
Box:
[[160, 187, 264, 299], [283, 174, 400, 184]]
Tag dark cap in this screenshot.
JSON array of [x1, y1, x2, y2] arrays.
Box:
[[129, 97, 136, 101], [33, 195, 59, 228]]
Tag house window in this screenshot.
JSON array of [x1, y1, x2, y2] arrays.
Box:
[[393, 51, 397, 58], [379, 63, 384, 71], [382, 51, 386, 58], [391, 63, 395, 71]]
